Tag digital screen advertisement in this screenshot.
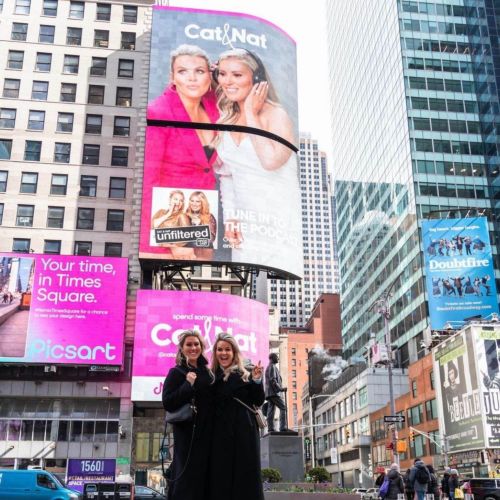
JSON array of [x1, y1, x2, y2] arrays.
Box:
[[139, 6, 303, 279], [131, 289, 269, 401], [423, 217, 499, 329], [0, 254, 128, 365], [66, 459, 116, 493]]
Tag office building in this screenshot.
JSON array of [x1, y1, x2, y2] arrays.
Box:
[[328, 0, 500, 364]]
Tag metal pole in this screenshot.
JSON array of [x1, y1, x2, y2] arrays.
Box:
[[309, 396, 315, 468], [443, 436, 449, 468]]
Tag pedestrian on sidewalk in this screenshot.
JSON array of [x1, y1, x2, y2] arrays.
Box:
[[383, 463, 405, 500], [410, 458, 431, 500], [441, 467, 451, 499], [404, 468, 414, 500], [448, 469, 459, 500]]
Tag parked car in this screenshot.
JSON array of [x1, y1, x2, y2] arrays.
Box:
[[0, 469, 81, 500], [362, 487, 380, 500], [134, 485, 167, 500], [352, 488, 368, 496], [467, 478, 500, 500]]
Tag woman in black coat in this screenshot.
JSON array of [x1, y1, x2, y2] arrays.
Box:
[[162, 330, 214, 500], [208, 333, 265, 500]]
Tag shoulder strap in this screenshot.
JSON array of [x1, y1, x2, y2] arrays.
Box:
[[233, 397, 257, 414]]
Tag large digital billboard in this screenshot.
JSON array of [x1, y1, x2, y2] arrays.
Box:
[[423, 217, 499, 329], [0, 254, 128, 365], [139, 7, 303, 279], [131, 290, 269, 401]]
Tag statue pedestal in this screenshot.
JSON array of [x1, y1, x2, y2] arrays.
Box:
[[260, 432, 303, 482]]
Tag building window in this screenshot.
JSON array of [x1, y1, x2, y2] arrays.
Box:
[[80, 175, 97, 197], [113, 117, 130, 136], [35, 53, 52, 72], [74, 241, 91, 255], [0, 204, 3, 224], [106, 210, 124, 231], [0, 171, 8, 191], [3, 79, 21, 98], [63, 55, 79, 74], [76, 208, 95, 230], [118, 59, 134, 78], [66, 27, 82, 45], [7, 50, 24, 69], [56, 113, 74, 133], [96, 3, 111, 20], [24, 141, 41, 161], [60, 83, 76, 102], [116, 87, 132, 107], [121, 32, 135, 50], [42, 0, 57, 16], [50, 174, 67, 195], [430, 370, 434, 390], [85, 115, 102, 134], [69, 1, 84, 19], [111, 146, 128, 166], [54, 143, 71, 163], [15, 0, 30, 14], [11, 23, 28, 41], [410, 434, 426, 459], [94, 30, 109, 48], [109, 177, 126, 198], [123, 5, 137, 23], [425, 399, 438, 420], [16, 205, 34, 226], [412, 380, 417, 398], [44, 240, 61, 254], [20, 172, 38, 193], [0, 109, 16, 129], [47, 206, 64, 228], [0, 141, 12, 161], [104, 242, 122, 257], [13, 238, 30, 253], [32, 81, 48, 100], [358, 386, 368, 408], [90, 57, 107, 76], [408, 404, 424, 426], [82, 144, 100, 165], [39, 25, 55, 43], [88, 85, 105, 104]]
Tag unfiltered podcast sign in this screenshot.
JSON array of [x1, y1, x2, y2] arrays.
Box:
[[423, 217, 499, 329], [0, 254, 127, 365], [131, 290, 269, 401]]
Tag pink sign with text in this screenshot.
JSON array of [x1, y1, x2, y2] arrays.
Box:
[[131, 290, 269, 401]]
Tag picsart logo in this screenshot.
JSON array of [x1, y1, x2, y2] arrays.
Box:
[[184, 23, 268, 49], [28, 338, 117, 361]]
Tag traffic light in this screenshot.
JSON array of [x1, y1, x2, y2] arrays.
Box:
[[345, 427, 351, 440], [409, 430, 415, 442], [397, 440, 407, 453]]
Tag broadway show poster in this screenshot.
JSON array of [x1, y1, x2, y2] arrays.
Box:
[[139, 7, 303, 279], [475, 327, 500, 447], [433, 331, 485, 452], [131, 290, 269, 401], [423, 217, 499, 329], [0, 254, 127, 365]]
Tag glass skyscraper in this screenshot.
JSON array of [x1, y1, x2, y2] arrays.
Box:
[[328, 0, 500, 365]]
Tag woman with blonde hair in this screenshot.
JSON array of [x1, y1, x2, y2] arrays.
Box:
[[185, 191, 217, 260], [162, 330, 214, 500], [208, 333, 265, 500]]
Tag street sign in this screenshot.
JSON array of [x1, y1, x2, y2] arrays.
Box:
[[384, 415, 405, 423]]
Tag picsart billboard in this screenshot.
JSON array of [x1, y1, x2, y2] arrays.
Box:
[[0, 254, 128, 365], [139, 6, 303, 279], [433, 330, 485, 452], [131, 290, 269, 401], [423, 217, 499, 329]]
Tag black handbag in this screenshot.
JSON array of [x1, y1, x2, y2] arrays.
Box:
[[165, 399, 196, 423]]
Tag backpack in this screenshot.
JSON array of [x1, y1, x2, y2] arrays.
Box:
[[379, 476, 391, 497], [415, 467, 429, 484]]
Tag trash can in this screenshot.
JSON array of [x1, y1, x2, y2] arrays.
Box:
[[115, 483, 132, 499], [99, 483, 115, 500], [83, 483, 99, 500]]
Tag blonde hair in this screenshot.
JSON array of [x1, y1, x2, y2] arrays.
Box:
[[186, 191, 212, 225], [215, 49, 279, 126], [175, 330, 209, 367], [211, 333, 250, 382], [168, 189, 185, 213], [170, 44, 211, 74]]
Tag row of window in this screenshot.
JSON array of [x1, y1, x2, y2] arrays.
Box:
[[413, 159, 490, 177], [406, 75, 477, 94], [6, 51, 135, 79], [404, 56, 494, 76], [400, 18, 486, 37], [0, 204, 126, 232], [409, 95, 483, 114], [417, 181, 489, 199], [0, 171, 127, 197], [403, 37, 491, 57], [10, 237, 122, 256], [410, 117, 482, 135], [9, 22, 136, 49], [412, 137, 495, 156], [8, 0, 138, 22], [399, 1, 485, 18]]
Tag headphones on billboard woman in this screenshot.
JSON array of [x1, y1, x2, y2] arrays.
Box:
[[213, 48, 267, 84]]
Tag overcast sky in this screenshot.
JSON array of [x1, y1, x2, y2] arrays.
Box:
[[166, 0, 332, 162]]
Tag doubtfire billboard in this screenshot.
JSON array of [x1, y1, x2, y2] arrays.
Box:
[[139, 7, 303, 279]]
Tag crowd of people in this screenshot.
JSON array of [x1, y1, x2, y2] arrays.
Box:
[[376, 459, 470, 500]]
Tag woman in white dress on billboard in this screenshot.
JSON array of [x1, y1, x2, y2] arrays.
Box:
[[213, 48, 302, 277]]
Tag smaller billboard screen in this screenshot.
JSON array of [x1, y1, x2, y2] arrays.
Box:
[[434, 331, 485, 452], [66, 459, 116, 493], [422, 217, 499, 329], [0, 254, 128, 365], [131, 290, 269, 401]]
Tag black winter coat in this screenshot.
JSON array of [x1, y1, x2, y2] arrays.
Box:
[[385, 470, 405, 500], [208, 369, 265, 500], [162, 361, 214, 500]]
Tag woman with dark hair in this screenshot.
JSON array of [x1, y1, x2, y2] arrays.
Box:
[[426, 464, 440, 499], [162, 330, 214, 500], [208, 333, 265, 500]]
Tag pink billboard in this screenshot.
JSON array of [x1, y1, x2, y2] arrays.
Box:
[[0, 253, 128, 365], [131, 290, 269, 401]]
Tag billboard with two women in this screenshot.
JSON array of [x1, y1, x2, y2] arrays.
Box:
[[422, 217, 499, 329], [139, 7, 303, 279]]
